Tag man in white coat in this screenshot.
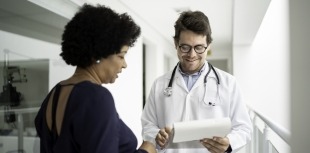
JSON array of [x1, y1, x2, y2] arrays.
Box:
[[141, 10, 252, 153]]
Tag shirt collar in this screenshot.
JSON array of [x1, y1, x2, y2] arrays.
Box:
[[178, 63, 206, 76]]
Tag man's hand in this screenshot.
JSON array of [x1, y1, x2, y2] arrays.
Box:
[[155, 127, 172, 149], [200, 137, 230, 153]]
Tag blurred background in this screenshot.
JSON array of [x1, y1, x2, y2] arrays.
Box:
[[0, 0, 308, 152]]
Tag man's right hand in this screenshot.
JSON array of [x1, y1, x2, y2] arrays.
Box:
[[155, 127, 172, 149]]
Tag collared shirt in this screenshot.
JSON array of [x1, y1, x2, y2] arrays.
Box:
[[179, 63, 206, 91]]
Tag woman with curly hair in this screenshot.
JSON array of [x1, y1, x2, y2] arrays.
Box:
[[35, 4, 155, 153]]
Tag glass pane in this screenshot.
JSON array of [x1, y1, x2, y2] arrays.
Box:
[[0, 109, 40, 153], [1, 59, 48, 153]]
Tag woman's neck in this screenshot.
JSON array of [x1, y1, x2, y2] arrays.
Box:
[[61, 67, 101, 85]]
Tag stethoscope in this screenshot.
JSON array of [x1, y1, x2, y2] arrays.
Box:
[[163, 62, 220, 97]]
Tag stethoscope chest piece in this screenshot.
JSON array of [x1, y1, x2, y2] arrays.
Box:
[[163, 87, 172, 96]]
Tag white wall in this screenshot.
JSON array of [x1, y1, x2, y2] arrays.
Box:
[[233, 0, 290, 151], [290, 0, 310, 152], [234, 0, 290, 129]]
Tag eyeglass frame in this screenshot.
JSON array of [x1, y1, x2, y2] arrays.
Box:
[[178, 44, 208, 54]]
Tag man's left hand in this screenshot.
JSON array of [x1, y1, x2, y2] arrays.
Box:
[[200, 136, 230, 153]]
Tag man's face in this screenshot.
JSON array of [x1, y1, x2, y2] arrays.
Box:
[[176, 30, 210, 74]]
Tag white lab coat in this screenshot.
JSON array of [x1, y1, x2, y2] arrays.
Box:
[[141, 62, 252, 153]]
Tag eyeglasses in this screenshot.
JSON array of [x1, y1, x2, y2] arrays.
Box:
[[178, 44, 208, 54]]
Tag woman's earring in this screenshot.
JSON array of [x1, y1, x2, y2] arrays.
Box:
[[96, 59, 100, 64]]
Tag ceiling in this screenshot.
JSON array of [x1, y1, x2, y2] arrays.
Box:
[[118, 0, 271, 51], [0, 0, 270, 54], [0, 0, 75, 44], [118, 0, 233, 53]]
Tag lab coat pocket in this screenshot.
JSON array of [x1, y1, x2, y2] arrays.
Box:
[[199, 95, 223, 118], [202, 88, 222, 107], [203, 97, 220, 107]]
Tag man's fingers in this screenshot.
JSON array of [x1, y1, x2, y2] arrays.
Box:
[[200, 137, 229, 153], [165, 127, 172, 134], [212, 137, 226, 145], [205, 144, 221, 153], [159, 129, 170, 140], [156, 127, 173, 148], [156, 136, 165, 147], [156, 132, 168, 147]]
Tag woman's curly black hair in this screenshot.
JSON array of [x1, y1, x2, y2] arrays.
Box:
[[60, 4, 141, 68]]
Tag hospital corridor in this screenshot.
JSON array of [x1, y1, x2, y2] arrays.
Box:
[[0, 0, 309, 152]]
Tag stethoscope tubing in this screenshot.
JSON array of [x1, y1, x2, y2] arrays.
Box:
[[164, 62, 220, 97]]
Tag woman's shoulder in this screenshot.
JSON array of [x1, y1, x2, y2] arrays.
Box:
[[74, 81, 111, 94], [68, 81, 114, 107], [67, 81, 116, 116]]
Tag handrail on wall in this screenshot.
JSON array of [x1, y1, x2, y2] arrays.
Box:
[[247, 105, 291, 145]]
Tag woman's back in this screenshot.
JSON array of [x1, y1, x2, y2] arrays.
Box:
[[35, 81, 144, 153]]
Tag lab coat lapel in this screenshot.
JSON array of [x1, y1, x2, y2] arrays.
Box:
[[174, 68, 188, 92]]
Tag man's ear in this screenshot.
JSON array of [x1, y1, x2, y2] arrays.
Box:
[[207, 43, 212, 50], [206, 43, 212, 56], [174, 40, 178, 49]]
